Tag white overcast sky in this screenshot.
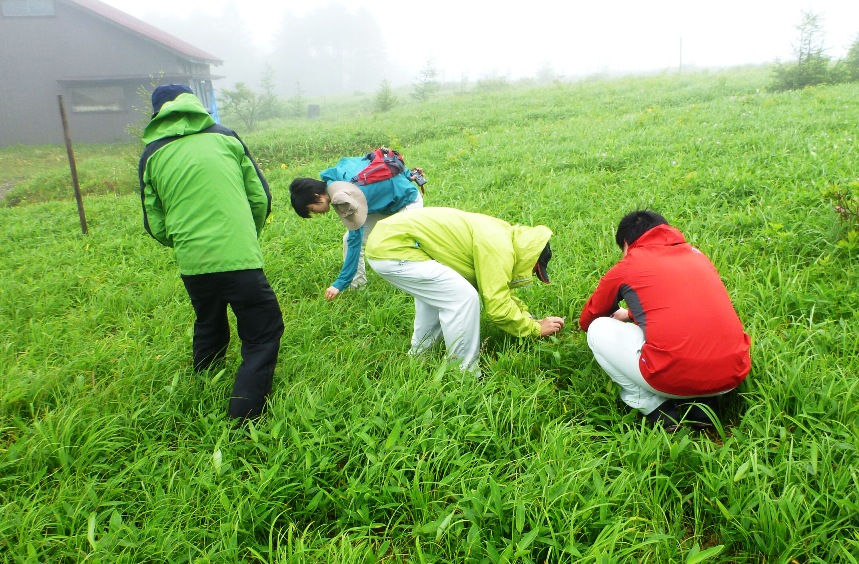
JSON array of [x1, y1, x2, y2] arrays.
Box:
[[102, 0, 859, 80]]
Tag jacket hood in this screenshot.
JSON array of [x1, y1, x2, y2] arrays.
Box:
[[629, 224, 687, 249], [142, 93, 215, 144], [510, 224, 553, 288]]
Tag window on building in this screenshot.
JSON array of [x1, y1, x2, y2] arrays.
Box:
[[71, 86, 125, 113], [1, 0, 55, 16]]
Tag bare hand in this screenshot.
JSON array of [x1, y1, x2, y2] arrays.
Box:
[[611, 308, 630, 322], [324, 286, 340, 301], [539, 316, 565, 337]]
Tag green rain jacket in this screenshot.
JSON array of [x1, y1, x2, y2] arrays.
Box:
[[138, 93, 272, 275], [365, 207, 552, 337]]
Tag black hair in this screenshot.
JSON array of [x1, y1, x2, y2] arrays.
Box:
[[289, 178, 327, 218], [615, 210, 668, 249]]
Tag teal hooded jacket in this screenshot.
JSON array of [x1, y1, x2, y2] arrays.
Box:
[[320, 155, 421, 291], [138, 93, 272, 275]]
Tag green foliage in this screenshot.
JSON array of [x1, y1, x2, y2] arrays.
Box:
[[770, 54, 832, 91], [411, 59, 440, 102], [285, 81, 306, 119], [824, 180, 859, 254], [843, 34, 859, 82], [475, 76, 510, 92], [219, 82, 263, 131], [2, 67, 859, 562], [257, 64, 283, 121], [374, 80, 398, 113], [770, 11, 835, 91], [124, 72, 164, 141], [0, 143, 138, 207]]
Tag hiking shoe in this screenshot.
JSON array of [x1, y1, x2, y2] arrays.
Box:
[[678, 396, 720, 430], [645, 400, 681, 432]]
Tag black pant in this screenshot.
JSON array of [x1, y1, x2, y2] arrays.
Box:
[[181, 269, 284, 419]]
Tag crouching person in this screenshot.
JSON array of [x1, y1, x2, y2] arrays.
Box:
[[139, 84, 284, 420], [365, 207, 565, 375], [578, 210, 751, 431]]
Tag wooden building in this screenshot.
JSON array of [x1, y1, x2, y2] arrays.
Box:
[[0, 0, 222, 146]]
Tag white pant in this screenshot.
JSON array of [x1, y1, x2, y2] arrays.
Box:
[[368, 258, 481, 373], [344, 192, 423, 289], [586, 317, 693, 414]]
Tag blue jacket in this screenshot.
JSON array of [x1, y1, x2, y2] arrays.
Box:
[[321, 156, 420, 290]]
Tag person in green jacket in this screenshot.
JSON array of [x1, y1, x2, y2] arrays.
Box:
[[138, 84, 284, 420], [365, 207, 565, 374]]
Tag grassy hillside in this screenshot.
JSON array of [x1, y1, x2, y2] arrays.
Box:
[[1, 66, 857, 562]]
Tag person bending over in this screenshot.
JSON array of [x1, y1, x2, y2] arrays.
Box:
[[366, 206, 565, 375], [289, 150, 424, 301]]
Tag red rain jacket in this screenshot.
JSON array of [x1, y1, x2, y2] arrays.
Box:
[[579, 225, 751, 395]]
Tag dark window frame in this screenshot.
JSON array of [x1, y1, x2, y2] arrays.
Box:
[[70, 85, 126, 113]]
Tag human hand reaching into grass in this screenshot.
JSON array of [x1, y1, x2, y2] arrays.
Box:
[[539, 316, 565, 337]]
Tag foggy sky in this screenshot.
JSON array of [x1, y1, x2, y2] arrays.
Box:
[[102, 0, 859, 95]]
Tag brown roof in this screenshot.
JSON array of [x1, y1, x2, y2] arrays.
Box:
[[66, 0, 223, 64]]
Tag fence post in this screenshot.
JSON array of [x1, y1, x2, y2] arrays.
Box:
[[57, 95, 88, 235]]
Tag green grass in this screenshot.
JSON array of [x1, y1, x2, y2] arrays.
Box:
[[1, 66, 857, 562]]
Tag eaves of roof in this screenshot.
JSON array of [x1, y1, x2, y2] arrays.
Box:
[[56, 72, 226, 82], [65, 0, 223, 65]]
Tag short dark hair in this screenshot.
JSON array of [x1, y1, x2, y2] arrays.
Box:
[[615, 210, 668, 249], [289, 178, 327, 218]]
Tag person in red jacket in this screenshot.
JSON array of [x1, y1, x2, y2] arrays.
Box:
[[579, 210, 751, 431]]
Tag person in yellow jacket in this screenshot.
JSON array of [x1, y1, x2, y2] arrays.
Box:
[[365, 207, 565, 373]]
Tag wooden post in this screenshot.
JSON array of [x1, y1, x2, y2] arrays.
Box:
[[57, 95, 88, 235]]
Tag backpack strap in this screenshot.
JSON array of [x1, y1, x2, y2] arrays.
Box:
[[138, 124, 272, 237]]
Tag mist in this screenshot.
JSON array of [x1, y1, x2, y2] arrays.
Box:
[[129, 2, 411, 98], [108, 0, 859, 97]]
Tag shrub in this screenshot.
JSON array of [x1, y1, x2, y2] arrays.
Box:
[[770, 11, 834, 91], [825, 180, 859, 253], [412, 59, 440, 102], [843, 34, 859, 82], [374, 80, 397, 112], [219, 82, 262, 131]]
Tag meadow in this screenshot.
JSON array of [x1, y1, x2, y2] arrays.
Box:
[[0, 66, 857, 562]]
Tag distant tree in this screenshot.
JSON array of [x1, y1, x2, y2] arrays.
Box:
[[535, 62, 557, 84], [843, 34, 859, 82], [286, 81, 305, 118], [458, 73, 470, 94], [143, 2, 266, 90], [771, 11, 833, 91], [474, 76, 509, 92], [796, 12, 827, 62], [411, 59, 440, 102], [257, 64, 282, 121], [271, 4, 394, 97], [219, 82, 262, 131], [375, 80, 397, 112]]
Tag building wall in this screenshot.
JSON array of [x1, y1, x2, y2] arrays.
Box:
[[0, 1, 215, 146]]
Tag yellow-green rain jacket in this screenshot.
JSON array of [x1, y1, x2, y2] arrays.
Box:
[[366, 207, 552, 337]]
